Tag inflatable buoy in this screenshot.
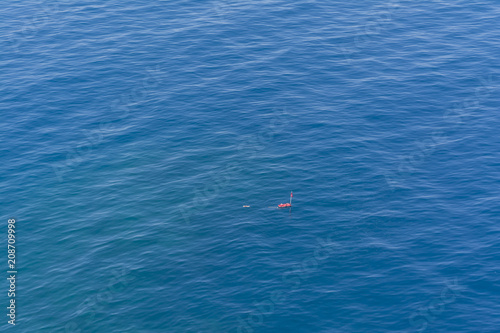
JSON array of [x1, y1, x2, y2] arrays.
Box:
[[277, 192, 292, 208]]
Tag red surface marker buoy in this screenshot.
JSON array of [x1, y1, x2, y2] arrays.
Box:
[[244, 192, 293, 209], [278, 191, 292, 208]]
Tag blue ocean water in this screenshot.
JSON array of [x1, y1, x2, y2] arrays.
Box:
[[1, 0, 500, 332]]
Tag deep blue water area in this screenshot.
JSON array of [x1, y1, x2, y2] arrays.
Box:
[[1, 0, 500, 332]]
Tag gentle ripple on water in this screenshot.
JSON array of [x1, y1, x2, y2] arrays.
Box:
[[1, 0, 500, 332]]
